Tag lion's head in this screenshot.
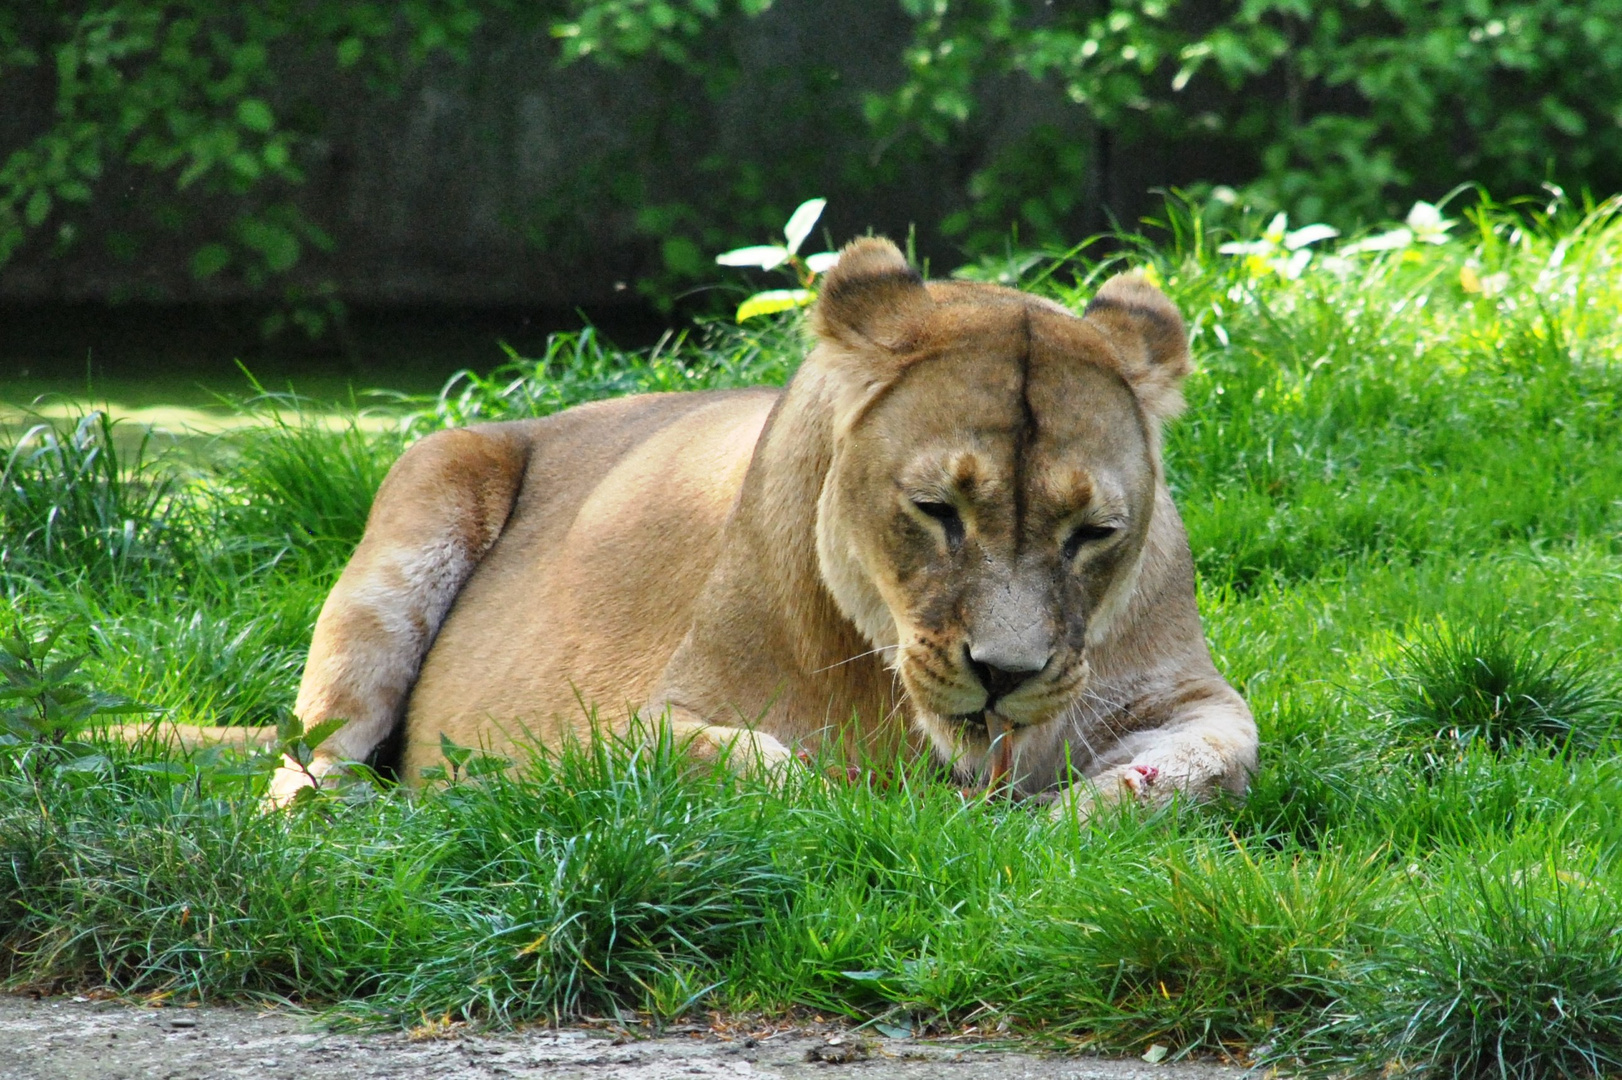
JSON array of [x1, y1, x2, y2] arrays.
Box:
[[808, 238, 1191, 776]]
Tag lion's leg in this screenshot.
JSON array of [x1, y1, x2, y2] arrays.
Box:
[[1053, 686, 1257, 821], [271, 426, 529, 806]]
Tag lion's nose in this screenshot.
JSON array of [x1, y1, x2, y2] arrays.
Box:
[[966, 645, 1049, 704]]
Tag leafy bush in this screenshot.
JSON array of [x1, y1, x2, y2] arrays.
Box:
[[0, 0, 489, 331], [11, 1, 1622, 312], [0, 616, 153, 783]]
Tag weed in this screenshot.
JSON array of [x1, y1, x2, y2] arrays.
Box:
[[0, 616, 153, 779]]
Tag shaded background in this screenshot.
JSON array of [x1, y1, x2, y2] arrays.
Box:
[[5, 0, 1622, 384]]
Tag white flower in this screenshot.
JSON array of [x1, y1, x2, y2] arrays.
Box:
[[716, 198, 829, 269], [1342, 228, 1413, 255], [1218, 213, 1336, 278], [782, 198, 826, 256], [1405, 201, 1456, 244], [715, 245, 791, 270]]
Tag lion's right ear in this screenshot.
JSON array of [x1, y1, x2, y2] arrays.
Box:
[[1082, 273, 1191, 421], [810, 237, 932, 353]]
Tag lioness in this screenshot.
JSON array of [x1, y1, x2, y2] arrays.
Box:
[[275, 238, 1256, 813]]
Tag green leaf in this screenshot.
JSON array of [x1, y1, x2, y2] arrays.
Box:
[[229, 151, 263, 181], [57, 753, 110, 776], [238, 219, 300, 272], [840, 970, 892, 984], [24, 190, 51, 227], [736, 289, 813, 322], [439, 732, 472, 768], [463, 752, 512, 778], [236, 98, 275, 133], [661, 236, 704, 276], [277, 713, 305, 743], [132, 760, 191, 781], [336, 37, 364, 68], [43, 654, 86, 683], [190, 243, 231, 279], [301, 717, 346, 752]]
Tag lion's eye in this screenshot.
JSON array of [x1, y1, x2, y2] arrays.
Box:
[[1063, 523, 1118, 560], [913, 500, 965, 547]]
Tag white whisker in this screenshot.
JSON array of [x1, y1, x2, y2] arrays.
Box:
[[811, 642, 899, 674]]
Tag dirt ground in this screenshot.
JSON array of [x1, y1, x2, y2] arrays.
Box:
[[0, 995, 1247, 1080]]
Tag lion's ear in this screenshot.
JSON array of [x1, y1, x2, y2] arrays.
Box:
[[811, 237, 931, 352], [1083, 273, 1191, 420]]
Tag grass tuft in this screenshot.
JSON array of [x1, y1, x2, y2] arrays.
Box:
[[1289, 851, 1622, 1080], [1386, 621, 1619, 754], [0, 411, 182, 586], [209, 401, 401, 576], [352, 728, 801, 1026]]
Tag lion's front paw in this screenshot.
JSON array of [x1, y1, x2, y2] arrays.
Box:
[[263, 752, 340, 811], [740, 729, 797, 775], [1048, 762, 1169, 822], [696, 725, 799, 779], [1121, 762, 1161, 800]]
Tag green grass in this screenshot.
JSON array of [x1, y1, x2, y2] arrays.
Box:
[[5, 195, 1622, 1077]]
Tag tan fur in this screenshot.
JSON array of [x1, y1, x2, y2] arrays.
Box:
[[273, 238, 1257, 814]]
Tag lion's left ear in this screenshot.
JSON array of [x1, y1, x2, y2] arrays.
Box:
[[811, 237, 932, 353], [1082, 273, 1191, 420]]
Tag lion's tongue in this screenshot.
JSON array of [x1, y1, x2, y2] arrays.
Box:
[[985, 713, 1013, 794]]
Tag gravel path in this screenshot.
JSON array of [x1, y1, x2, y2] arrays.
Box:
[[1, 995, 1246, 1080]]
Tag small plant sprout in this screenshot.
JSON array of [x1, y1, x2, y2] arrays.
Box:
[[0, 617, 155, 779], [715, 197, 841, 321], [273, 712, 349, 800], [1218, 212, 1338, 279], [419, 731, 510, 784]]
